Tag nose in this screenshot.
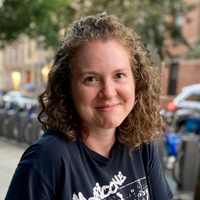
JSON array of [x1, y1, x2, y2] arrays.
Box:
[[98, 80, 117, 99]]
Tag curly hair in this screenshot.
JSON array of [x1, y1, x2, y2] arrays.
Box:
[[38, 13, 163, 149]]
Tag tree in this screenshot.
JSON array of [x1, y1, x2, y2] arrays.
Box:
[[0, 0, 197, 60], [0, 0, 75, 49], [186, 45, 200, 59], [73, 0, 197, 60]]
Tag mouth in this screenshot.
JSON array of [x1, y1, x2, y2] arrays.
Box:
[[94, 103, 120, 111]]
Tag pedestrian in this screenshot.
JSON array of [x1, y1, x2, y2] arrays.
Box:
[[5, 13, 173, 200]]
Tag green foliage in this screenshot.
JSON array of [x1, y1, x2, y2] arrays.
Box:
[[73, 0, 197, 60], [0, 0, 197, 59], [0, 0, 75, 49], [186, 45, 200, 59]]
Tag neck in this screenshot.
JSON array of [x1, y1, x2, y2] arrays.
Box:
[[82, 128, 116, 158]]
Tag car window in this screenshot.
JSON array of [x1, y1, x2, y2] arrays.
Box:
[[10, 94, 16, 99], [19, 94, 31, 98], [174, 89, 200, 103], [184, 94, 200, 102]]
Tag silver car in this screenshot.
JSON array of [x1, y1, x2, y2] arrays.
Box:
[[3, 91, 38, 108], [161, 84, 200, 132]]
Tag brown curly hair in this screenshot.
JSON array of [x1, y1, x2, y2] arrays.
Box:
[[38, 13, 163, 149]]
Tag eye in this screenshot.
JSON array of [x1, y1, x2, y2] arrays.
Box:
[[83, 76, 99, 85], [85, 76, 97, 82], [115, 73, 124, 79]]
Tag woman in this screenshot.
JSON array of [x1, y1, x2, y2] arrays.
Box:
[[5, 13, 173, 200]]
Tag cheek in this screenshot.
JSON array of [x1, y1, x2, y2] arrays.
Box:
[[120, 83, 135, 101], [72, 86, 93, 108]]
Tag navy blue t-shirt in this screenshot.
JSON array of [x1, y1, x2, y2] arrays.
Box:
[[5, 129, 173, 200]]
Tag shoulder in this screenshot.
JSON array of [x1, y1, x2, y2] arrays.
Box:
[[136, 141, 160, 169], [6, 130, 79, 199], [139, 141, 157, 156], [19, 129, 79, 167], [16, 129, 81, 194]]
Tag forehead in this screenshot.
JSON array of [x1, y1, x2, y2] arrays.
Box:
[[71, 40, 131, 71]]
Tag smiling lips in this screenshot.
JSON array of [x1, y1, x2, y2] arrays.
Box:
[[95, 103, 120, 111]]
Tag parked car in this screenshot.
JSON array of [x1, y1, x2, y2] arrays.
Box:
[[2, 91, 38, 108], [161, 84, 200, 132], [0, 89, 6, 107], [0, 91, 42, 144]]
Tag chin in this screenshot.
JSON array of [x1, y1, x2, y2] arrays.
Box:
[[101, 120, 122, 129]]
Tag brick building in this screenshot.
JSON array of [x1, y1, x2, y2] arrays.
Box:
[[2, 36, 53, 95], [161, 0, 200, 109]]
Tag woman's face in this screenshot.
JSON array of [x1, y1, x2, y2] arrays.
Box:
[[71, 40, 135, 132]]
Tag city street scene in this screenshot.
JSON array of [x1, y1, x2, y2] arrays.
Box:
[[0, 0, 200, 200]]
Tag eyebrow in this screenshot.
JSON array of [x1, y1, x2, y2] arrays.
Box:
[[113, 68, 130, 73], [77, 67, 131, 76], [75, 71, 99, 78]]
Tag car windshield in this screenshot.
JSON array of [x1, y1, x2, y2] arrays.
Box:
[[174, 88, 200, 103], [6, 91, 33, 99], [184, 94, 200, 102], [17, 94, 31, 98]]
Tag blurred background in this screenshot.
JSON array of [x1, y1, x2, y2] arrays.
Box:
[[0, 0, 200, 200]]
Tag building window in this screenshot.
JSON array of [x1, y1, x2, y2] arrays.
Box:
[[168, 62, 179, 95], [17, 44, 23, 64], [5, 47, 10, 65], [28, 41, 32, 58], [37, 36, 43, 51], [26, 70, 31, 84], [11, 45, 17, 65]]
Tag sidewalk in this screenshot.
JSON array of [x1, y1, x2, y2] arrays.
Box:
[[165, 169, 195, 200], [0, 137, 28, 200]]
